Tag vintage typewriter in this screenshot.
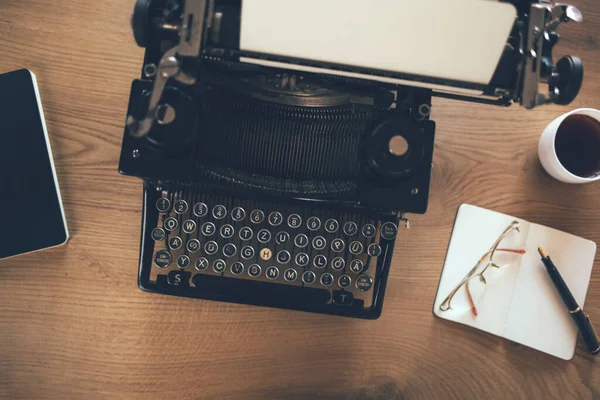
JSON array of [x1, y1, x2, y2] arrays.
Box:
[[119, 0, 583, 319]]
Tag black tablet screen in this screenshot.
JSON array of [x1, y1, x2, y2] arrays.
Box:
[[0, 69, 68, 259]]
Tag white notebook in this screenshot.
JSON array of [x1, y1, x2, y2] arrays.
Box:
[[433, 204, 597, 360]]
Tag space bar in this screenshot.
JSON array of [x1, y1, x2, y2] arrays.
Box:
[[191, 274, 332, 306]]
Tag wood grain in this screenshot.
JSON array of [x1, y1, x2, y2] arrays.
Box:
[[1, 1, 599, 399]]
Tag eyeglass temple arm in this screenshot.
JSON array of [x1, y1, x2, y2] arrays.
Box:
[[440, 221, 520, 311], [439, 256, 488, 311]]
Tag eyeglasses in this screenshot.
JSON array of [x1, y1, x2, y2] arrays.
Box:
[[439, 220, 526, 317]]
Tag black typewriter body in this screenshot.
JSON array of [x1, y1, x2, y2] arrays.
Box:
[[120, 46, 435, 319], [119, 0, 583, 318]]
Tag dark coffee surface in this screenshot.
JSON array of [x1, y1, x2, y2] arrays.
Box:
[[554, 114, 600, 177]]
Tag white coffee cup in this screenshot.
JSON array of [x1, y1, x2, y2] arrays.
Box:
[[538, 108, 600, 184]]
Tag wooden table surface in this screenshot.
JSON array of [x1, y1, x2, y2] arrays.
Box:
[[1, 1, 599, 399]]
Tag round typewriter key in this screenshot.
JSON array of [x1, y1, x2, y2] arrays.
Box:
[[380, 222, 398, 241], [325, 219, 339, 233], [223, 243, 237, 258], [266, 266, 279, 280], [276, 231, 290, 245], [331, 257, 345, 271], [349, 259, 364, 273], [307, 216, 321, 231], [239, 227, 253, 241], [177, 255, 191, 269], [268, 211, 283, 226], [338, 275, 352, 289], [212, 205, 227, 220], [164, 217, 178, 232], [288, 214, 302, 229], [276, 250, 291, 264], [248, 264, 262, 278], [174, 200, 188, 214], [154, 250, 172, 268], [343, 221, 358, 236], [302, 271, 316, 285], [294, 234, 309, 248], [312, 236, 327, 251], [193, 202, 208, 217], [349, 241, 363, 255], [182, 219, 197, 234], [259, 248, 273, 261], [201, 222, 216, 236], [213, 259, 227, 273], [362, 224, 376, 238], [195, 257, 209, 271], [330, 238, 345, 252], [356, 274, 374, 292], [220, 224, 234, 239], [172, 200, 185, 215], [231, 207, 246, 222], [169, 236, 183, 250], [367, 243, 382, 257], [151, 228, 166, 242], [231, 262, 245, 275], [186, 239, 201, 253], [284, 268, 298, 282], [320, 273, 334, 287], [295, 252, 309, 267], [241, 246, 255, 260], [257, 229, 272, 244], [205, 241, 219, 255], [313, 255, 327, 269], [156, 198, 171, 213], [250, 209, 265, 224]]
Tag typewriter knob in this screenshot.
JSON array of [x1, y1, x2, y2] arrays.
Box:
[[365, 117, 425, 179], [132, 0, 181, 48], [540, 31, 560, 80], [132, 0, 153, 47], [142, 86, 199, 153], [550, 56, 583, 106]]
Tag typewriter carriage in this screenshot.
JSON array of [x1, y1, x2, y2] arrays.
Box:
[[130, 0, 584, 110]]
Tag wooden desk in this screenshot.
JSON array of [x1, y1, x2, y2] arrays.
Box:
[[1, 1, 599, 398]]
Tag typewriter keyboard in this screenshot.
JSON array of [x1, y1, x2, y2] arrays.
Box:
[[145, 188, 398, 312]]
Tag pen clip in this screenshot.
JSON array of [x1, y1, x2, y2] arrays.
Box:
[[586, 315, 600, 343]]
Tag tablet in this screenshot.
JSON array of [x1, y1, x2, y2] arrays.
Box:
[[0, 69, 69, 260]]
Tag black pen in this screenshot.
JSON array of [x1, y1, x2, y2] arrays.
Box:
[[538, 246, 600, 355]]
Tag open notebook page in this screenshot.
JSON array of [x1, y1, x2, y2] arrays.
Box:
[[433, 205, 529, 336], [506, 223, 596, 360]]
